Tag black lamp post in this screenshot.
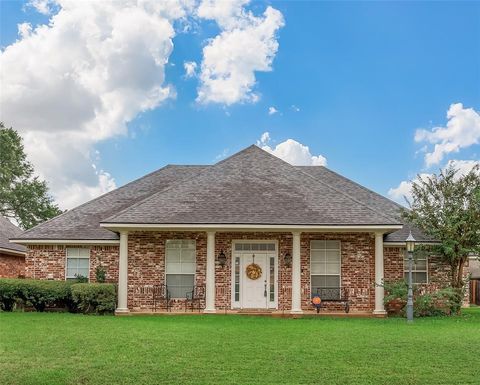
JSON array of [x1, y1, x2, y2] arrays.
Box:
[[217, 250, 227, 268], [406, 231, 416, 323]]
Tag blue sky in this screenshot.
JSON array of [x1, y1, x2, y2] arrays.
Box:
[[1, 1, 479, 209]]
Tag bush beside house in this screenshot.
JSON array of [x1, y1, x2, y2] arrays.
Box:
[[383, 280, 463, 317], [0, 278, 116, 314]]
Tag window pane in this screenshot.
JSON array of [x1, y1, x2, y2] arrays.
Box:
[[166, 274, 194, 298], [310, 250, 325, 263], [66, 248, 79, 257], [326, 250, 340, 263], [78, 259, 89, 269], [414, 259, 427, 270], [311, 240, 325, 250], [78, 268, 89, 278], [311, 262, 325, 275], [325, 262, 340, 274], [166, 249, 181, 263], [166, 262, 182, 274], [181, 261, 196, 274], [181, 249, 195, 263], [66, 258, 78, 269], [78, 248, 90, 258], [66, 268, 77, 277], [325, 240, 340, 249]]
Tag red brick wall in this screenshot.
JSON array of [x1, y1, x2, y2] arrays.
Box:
[[25, 245, 119, 282], [0, 253, 25, 278], [384, 246, 452, 291], [127, 232, 206, 311], [301, 233, 376, 312], [22, 234, 455, 313]]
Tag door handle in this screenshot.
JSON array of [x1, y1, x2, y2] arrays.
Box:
[[264, 280, 267, 297]]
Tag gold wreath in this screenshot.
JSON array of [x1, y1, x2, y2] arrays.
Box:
[[246, 263, 262, 280]]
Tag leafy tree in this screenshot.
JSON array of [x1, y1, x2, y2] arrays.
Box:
[[0, 123, 62, 229], [402, 164, 480, 289]]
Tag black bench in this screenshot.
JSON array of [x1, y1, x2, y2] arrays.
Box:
[[311, 287, 350, 313]]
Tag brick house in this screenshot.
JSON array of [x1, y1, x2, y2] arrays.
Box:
[[11, 145, 449, 315], [0, 216, 26, 278]]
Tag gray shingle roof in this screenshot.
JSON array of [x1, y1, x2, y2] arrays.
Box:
[[0, 216, 27, 254], [103, 146, 400, 226], [13, 166, 206, 241], [299, 166, 434, 243], [13, 145, 432, 243]]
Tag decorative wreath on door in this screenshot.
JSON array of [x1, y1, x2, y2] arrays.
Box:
[[246, 263, 262, 280]]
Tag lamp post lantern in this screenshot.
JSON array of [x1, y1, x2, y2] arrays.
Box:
[[405, 231, 416, 323]]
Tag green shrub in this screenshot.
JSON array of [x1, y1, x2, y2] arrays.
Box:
[[0, 279, 21, 311], [95, 266, 106, 283], [70, 283, 116, 314], [20, 280, 72, 312]]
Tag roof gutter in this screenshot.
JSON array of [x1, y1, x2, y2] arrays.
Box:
[[0, 247, 26, 256], [99, 223, 403, 233], [9, 239, 120, 245]]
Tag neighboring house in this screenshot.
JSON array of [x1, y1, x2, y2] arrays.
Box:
[[0, 216, 26, 278], [11, 145, 451, 315], [468, 256, 480, 306]]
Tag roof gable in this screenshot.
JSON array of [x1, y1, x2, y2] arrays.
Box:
[[0, 216, 27, 253], [103, 146, 399, 226]]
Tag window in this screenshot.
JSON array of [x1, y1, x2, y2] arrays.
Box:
[[66, 248, 90, 280], [404, 254, 428, 284], [165, 240, 196, 298], [310, 240, 341, 294], [234, 242, 275, 251]]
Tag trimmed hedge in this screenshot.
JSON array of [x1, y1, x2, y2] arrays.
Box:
[[0, 279, 116, 314], [70, 283, 116, 314]]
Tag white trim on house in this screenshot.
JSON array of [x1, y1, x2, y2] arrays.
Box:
[[10, 239, 120, 245], [100, 223, 403, 233], [0, 247, 26, 256]]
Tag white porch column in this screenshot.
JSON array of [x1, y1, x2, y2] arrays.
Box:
[[204, 231, 216, 313], [374, 232, 387, 316], [116, 231, 129, 314], [291, 231, 303, 314]]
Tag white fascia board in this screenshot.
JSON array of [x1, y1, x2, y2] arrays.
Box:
[[0, 247, 26, 256], [9, 239, 120, 245], [100, 223, 403, 233]]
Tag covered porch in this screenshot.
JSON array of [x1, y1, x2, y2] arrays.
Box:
[[103, 223, 398, 317]]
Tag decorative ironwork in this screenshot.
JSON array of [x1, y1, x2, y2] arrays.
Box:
[[185, 285, 206, 312], [152, 284, 171, 312], [311, 287, 350, 313]]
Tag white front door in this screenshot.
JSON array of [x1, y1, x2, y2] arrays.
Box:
[[242, 253, 268, 309]]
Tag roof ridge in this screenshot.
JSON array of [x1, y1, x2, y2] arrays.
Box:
[[104, 145, 400, 225], [19, 164, 201, 237], [293, 166, 400, 225], [103, 146, 275, 222]]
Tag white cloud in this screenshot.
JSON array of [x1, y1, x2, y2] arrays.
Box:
[[268, 106, 278, 115], [27, 0, 55, 15], [17, 22, 32, 39], [184, 61, 197, 78], [415, 103, 480, 167], [388, 159, 480, 205], [257, 132, 327, 166], [0, 0, 192, 209], [196, 0, 284, 105]]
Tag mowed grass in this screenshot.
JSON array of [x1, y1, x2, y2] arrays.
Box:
[[1, 309, 479, 385]]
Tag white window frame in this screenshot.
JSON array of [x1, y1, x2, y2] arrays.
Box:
[[310, 240, 342, 294], [404, 252, 428, 284], [65, 247, 90, 281], [165, 239, 196, 299]]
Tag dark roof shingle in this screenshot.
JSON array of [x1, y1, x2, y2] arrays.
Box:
[[0, 216, 27, 254]]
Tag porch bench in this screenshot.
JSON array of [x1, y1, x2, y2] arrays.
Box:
[[311, 287, 350, 313]]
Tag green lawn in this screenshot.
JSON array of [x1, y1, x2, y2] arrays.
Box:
[[1, 309, 479, 385]]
